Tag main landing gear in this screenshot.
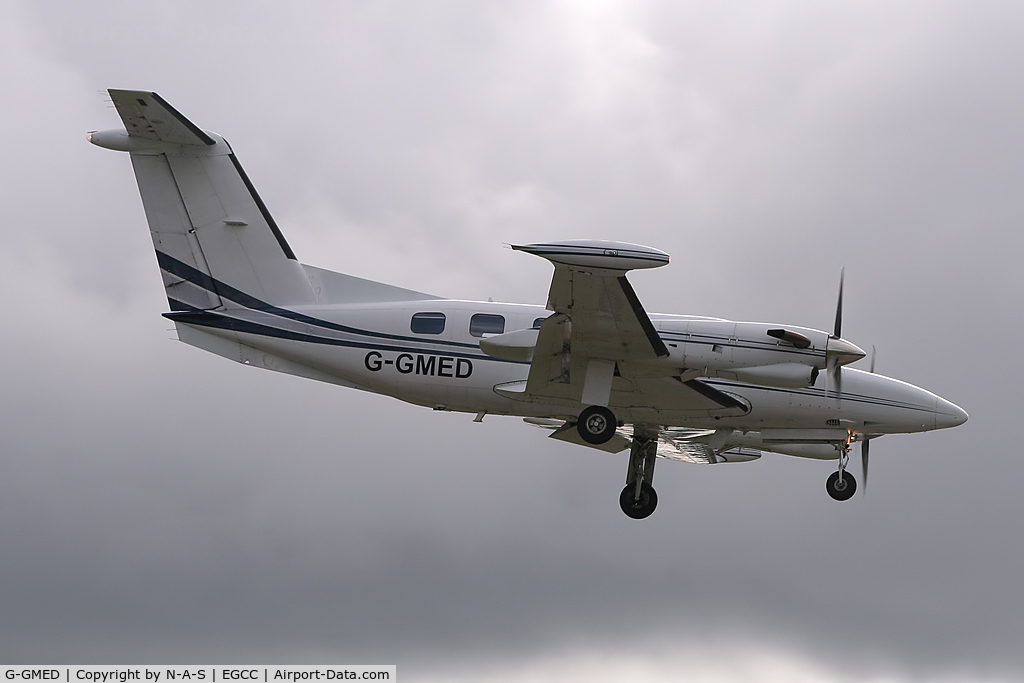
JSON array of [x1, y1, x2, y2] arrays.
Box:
[[826, 445, 857, 501], [573, 407, 658, 518], [621, 430, 658, 519], [572, 406, 659, 518], [577, 405, 617, 444]]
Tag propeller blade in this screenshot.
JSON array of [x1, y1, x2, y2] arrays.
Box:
[[824, 360, 843, 400], [861, 437, 870, 493], [824, 268, 851, 400], [869, 344, 876, 374], [833, 267, 845, 339]]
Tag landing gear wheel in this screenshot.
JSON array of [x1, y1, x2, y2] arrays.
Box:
[[577, 405, 617, 444], [826, 470, 857, 501], [619, 483, 658, 519]]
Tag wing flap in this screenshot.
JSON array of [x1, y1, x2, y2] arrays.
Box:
[[548, 421, 632, 453], [526, 420, 760, 462]]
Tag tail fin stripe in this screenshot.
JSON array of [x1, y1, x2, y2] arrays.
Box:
[[156, 250, 262, 310]]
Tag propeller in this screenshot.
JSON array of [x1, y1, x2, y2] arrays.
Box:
[[833, 268, 845, 340], [861, 437, 870, 493], [860, 345, 877, 492], [826, 268, 845, 399], [824, 268, 867, 399]]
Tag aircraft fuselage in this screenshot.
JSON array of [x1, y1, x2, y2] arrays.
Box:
[[171, 298, 964, 442]]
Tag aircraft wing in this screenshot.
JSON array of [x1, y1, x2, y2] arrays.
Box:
[[497, 240, 750, 415], [525, 265, 668, 399]]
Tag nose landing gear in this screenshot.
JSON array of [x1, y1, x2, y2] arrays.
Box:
[[826, 470, 857, 500], [826, 445, 857, 501]]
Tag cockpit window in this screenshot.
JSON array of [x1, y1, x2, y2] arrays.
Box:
[[411, 312, 446, 334], [470, 313, 505, 337]]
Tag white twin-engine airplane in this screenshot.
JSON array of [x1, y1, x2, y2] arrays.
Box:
[[90, 89, 967, 519]]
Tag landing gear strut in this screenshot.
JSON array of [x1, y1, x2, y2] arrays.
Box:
[[620, 431, 658, 519], [577, 405, 617, 444], [826, 446, 857, 501]]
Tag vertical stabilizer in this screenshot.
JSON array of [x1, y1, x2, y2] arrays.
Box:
[[101, 90, 316, 310]]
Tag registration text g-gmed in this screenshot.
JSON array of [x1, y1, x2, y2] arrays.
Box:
[[6, 672, 61, 681], [364, 351, 472, 378]]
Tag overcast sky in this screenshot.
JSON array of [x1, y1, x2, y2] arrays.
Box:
[[0, 1, 1020, 681]]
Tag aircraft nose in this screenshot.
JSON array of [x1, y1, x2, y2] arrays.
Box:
[[935, 397, 968, 429]]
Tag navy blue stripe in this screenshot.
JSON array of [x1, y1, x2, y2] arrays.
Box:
[[164, 304, 528, 364], [164, 300, 920, 410], [703, 379, 932, 413], [661, 328, 821, 347], [526, 249, 668, 263], [659, 330, 825, 359], [156, 251, 482, 350], [167, 297, 193, 312]]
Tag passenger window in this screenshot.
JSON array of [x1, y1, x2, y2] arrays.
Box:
[[470, 313, 505, 337], [411, 312, 446, 334], [533, 316, 550, 329]]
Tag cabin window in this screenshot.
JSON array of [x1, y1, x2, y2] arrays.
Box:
[[533, 316, 551, 329], [470, 313, 505, 337], [411, 312, 446, 334]]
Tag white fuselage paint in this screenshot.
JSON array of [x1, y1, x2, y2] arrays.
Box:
[[185, 297, 965, 442]]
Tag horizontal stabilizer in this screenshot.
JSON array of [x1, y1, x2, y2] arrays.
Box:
[[109, 90, 216, 146]]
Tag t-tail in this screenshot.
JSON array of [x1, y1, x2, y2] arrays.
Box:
[[89, 90, 319, 312], [90, 89, 438, 376], [89, 89, 438, 310]]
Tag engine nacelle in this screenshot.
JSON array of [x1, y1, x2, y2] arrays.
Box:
[[724, 362, 819, 389], [479, 328, 540, 362], [725, 429, 848, 460]]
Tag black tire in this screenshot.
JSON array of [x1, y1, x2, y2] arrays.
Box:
[[826, 470, 857, 501], [619, 483, 658, 519], [577, 405, 617, 444]]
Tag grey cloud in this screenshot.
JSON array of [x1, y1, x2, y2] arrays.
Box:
[[0, 1, 1019, 681]]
